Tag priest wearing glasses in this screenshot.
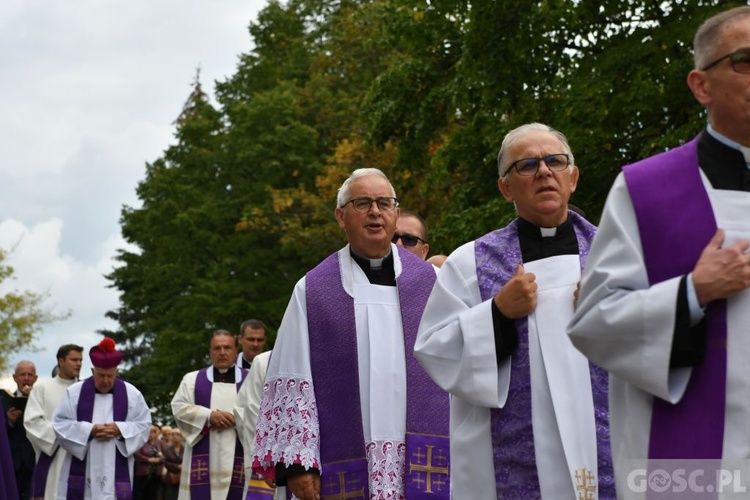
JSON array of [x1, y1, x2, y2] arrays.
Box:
[[252, 168, 449, 500], [415, 123, 615, 499], [569, 6, 750, 498]]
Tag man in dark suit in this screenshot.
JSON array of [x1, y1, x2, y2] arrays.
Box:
[[5, 360, 37, 500]]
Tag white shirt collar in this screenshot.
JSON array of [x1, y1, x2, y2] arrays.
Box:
[[707, 124, 750, 168]]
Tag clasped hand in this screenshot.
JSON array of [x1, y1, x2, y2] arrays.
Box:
[[209, 409, 235, 431], [90, 423, 121, 441]]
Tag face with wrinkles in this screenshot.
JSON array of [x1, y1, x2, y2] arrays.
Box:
[[335, 175, 399, 258], [688, 17, 750, 145], [498, 130, 579, 228]]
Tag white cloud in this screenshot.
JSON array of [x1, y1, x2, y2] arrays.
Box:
[[0, 0, 266, 378]]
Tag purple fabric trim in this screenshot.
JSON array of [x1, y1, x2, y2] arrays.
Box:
[[30, 447, 57, 499], [404, 434, 450, 499], [622, 135, 726, 461], [67, 378, 130, 500], [245, 480, 276, 499], [320, 459, 368, 499], [475, 213, 614, 498], [0, 405, 18, 500], [306, 247, 443, 498], [191, 366, 247, 500]]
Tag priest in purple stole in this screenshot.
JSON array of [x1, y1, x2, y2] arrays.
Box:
[[52, 338, 151, 499], [252, 168, 449, 500], [569, 7, 750, 499], [172, 330, 248, 500], [416, 123, 614, 499]]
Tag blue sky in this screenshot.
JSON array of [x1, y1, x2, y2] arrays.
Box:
[[0, 0, 266, 383]]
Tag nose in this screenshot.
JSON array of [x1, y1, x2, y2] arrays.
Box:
[[536, 160, 553, 176]]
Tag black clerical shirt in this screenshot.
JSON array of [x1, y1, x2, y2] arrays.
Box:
[[213, 366, 236, 384], [350, 249, 396, 286]]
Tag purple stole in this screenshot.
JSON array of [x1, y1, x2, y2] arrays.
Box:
[[191, 366, 247, 500], [305, 247, 449, 499], [66, 378, 131, 500], [474, 213, 614, 497], [622, 134, 726, 460], [245, 479, 276, 500], [30, 448, 57, 500], [0, 402, 18, 500]]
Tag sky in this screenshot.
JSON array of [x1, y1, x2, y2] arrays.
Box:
[[0, 0, 267, 386]]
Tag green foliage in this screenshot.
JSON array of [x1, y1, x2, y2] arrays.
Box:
[[107, 0, 747, 419], [0, 249, 70, 373]]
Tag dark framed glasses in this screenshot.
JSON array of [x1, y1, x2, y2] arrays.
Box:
[[504, 153, 570, 177], [701, 50, 750, 74], [342, 196, 399, 212], [392, 233, 426, 247]]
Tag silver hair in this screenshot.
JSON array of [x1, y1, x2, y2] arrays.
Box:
[[496, 122, 575, 180], [694, 6, 750, 70], [336, 168, 397, 208], [14, 360, 36, 375]]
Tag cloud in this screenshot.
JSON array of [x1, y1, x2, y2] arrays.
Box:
[[0, 0, 266, 379]]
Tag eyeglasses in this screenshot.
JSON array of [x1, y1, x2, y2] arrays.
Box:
[[701, 50, 750, 74], [392, 233, 426, 247], [504, 153, 570, 177], [342, 196, 399, 212]]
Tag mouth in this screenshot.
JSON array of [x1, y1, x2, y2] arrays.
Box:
[[536, 185, 558, 194]]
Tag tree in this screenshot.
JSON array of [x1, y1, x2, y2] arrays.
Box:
[[0, 248, 69, 372], [107, 0, 746, 420]]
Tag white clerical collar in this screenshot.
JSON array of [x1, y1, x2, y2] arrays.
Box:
[[707, 124, 750, 169], [350, 248, 391, 270], [540, 227, 557, 237]]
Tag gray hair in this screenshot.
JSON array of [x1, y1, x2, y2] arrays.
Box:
[[14, 360, 36, 375], [336, 168, 397, 208], [694, 6, 750, 69], [496, 123, 575, 179]]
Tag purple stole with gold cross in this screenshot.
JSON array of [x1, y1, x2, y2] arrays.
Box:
[[305, 246, 449, 499], [623, 134, 727, 460], [474, 213, 614, 498], [66, 378, 131, 500], [191, 366, 248, 500]]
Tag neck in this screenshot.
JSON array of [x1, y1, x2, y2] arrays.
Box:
[[350, 244, 391, 260]]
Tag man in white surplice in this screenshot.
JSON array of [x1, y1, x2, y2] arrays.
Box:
[[52, 338, 151, 500], [415, 123, 615, 499], [568, 7, 750, 499], [24, 344, 83, 500], [252, 168, 445, 500], [171, 329, 248, 499]]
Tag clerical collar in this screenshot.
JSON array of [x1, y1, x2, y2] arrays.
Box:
[[213, 366, 236, 383], [517, 216, 579, 263], [350, 248, 396, 286], [517, 216, 572, 239], [241, 356, 252, 369], [350, 247, 391, 269], [707, 124, 750, 169]]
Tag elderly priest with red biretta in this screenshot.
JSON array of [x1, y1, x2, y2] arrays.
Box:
[[52, 338, 151, 500]]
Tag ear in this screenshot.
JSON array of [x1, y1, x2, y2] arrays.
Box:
[[334, 207, 346, 230], [422, 243, 430, 260], [687, 69, 712, 106], [498, 177, 513, 202], [569, 166, 580, 193]]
